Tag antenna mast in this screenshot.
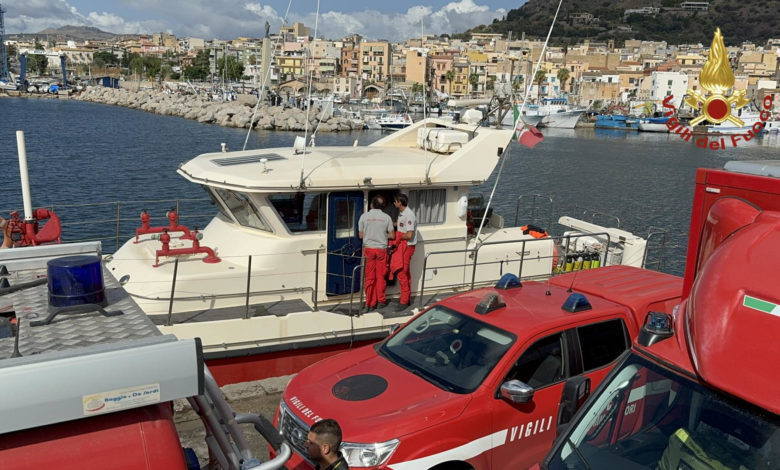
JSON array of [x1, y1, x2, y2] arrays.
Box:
[[0, 2, 9, 80]]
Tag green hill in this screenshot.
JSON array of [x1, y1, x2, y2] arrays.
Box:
[[472, 0, 779, 46]]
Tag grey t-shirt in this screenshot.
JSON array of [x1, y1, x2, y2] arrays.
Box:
[[398, 207, 417, 246], [358, 209, 393, 248]]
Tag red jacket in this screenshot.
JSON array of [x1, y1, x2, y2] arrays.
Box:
[[388, 232, 409, 280]]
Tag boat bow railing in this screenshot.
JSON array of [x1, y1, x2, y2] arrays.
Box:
[[418, 232, 623, 309]]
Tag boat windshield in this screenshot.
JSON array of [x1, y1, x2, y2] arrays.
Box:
[[268, 192, 327, 232], [379, 306, 515, 394], [210, 188, 272, 232], [546, 354, 780, 470]]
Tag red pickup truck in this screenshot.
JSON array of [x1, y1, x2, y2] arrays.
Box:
[[274, 265, 681, 469]]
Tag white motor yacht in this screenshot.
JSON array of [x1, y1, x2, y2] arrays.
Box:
[[106, 116, 656, 381]]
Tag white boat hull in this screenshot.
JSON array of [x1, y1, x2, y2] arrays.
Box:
[[638, 122, 669, 133], [539, 110, 584, 129]]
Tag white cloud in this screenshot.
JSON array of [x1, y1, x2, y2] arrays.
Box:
[[3, 0, 506, 41]]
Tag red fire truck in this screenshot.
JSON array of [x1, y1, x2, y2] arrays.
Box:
[[274, 261, 681, 469], [539, 161, 780, 469]]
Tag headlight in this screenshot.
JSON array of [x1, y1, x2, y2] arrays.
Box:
[[340, 439, 400, 467]]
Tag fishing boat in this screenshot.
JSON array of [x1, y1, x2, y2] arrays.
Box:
[[704, 108, 779, 135], [595, 114, 640, 130], [500, 104, 543, 127], [533, 98, 586, 129], [97, 111, 661, 384]]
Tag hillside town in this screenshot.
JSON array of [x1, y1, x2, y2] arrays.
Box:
[[3, 16, 779, 113]]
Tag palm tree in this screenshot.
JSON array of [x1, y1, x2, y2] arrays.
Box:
[[512, 75, 524, 95], [469, 73, 479, 94], [534, 69, 547, 102], [556, 68, 570, 96], [445, 69, 455, 95]]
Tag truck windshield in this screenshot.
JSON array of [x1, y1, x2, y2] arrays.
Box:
[[379, 306, 515, 394], [546, 354, 780, 470]]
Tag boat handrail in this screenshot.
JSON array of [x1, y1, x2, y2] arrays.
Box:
[[418, 232, 621, 308], [642, 226, 668, 272], [2, 197, 215, 253], [514, 194, 555, 228]]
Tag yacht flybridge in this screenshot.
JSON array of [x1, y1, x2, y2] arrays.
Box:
[[106, 116, 656, 382]]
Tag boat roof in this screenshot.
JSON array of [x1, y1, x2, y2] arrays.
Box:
[[178, 118, 513, 192]]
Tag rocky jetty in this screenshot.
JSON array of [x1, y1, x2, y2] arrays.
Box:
[[76, 86, 360, 132]]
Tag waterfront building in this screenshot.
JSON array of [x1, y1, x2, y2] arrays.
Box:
[[340, 44, 359, 77], [359, 41, 390, 83], [649, 71, 688, 108], [431, 54, 453, 95], [405, 49, 427, 85]]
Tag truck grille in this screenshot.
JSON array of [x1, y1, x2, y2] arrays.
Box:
[[279, 402, 312, 462]]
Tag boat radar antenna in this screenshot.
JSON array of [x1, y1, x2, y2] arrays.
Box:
[[242, 0, 295, 152], [0, 2, 9, 81], [299, 0, 322, 189], [473, 0, 564, 243]]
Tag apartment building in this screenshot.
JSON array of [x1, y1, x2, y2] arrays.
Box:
[[359, 41, 390, 83], [405, 49, 427, 85], [649, 71, 689, 107], [431, 54, 453, 94], [340, 45, 359, 77]]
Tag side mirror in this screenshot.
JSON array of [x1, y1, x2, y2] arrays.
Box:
[[500, 379, 534, 404], [389, 324, 400, 335], [557, 376, 591, 430]]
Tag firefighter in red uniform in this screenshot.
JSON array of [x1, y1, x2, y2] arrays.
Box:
[[393, 194, 417, 308]]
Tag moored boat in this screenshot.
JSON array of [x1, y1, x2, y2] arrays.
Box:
[[638, 115, 670, 132], [98, 114, 661, 384], [375, 112, 413, 130], [595, 114, 640, 130]]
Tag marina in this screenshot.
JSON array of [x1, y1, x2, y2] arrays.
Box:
[[2, 95, 778, 466], [3, 99, 663, 385]]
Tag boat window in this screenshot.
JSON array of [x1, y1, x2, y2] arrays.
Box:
[[212, 188, 271, 232], [408, 188, 446, 224], [334, 198, 357, 239], [269, 193, 327, 232]]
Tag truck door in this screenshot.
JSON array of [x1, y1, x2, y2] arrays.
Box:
[[326, 191, 364, 295], [489, 333, 568, 469]]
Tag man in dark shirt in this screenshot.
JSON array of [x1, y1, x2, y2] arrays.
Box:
[[305, 419, 349, 470]]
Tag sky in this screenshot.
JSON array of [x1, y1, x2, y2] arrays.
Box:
[[3, 0, 527, 42]]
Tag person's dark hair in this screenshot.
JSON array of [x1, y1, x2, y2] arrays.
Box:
[[310, 418, 342, 449], [371, 195, 385, 209], [395, 193, 408, 207]]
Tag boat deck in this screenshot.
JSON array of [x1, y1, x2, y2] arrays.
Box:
[[147, 291, 458, 326]]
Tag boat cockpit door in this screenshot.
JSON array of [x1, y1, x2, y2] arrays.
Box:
[[326, 192, 364, 295]]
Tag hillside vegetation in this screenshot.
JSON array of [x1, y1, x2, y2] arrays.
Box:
[[472, 0, 779, 46]]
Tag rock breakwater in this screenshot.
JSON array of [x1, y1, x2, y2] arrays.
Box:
[[76, 86, 360, 132]]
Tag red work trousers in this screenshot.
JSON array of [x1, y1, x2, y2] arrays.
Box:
[[398, 245, 416, 305], [363, 247, 388, 307]]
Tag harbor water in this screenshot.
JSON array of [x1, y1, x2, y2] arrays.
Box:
[[2, 97, 779, 276]]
